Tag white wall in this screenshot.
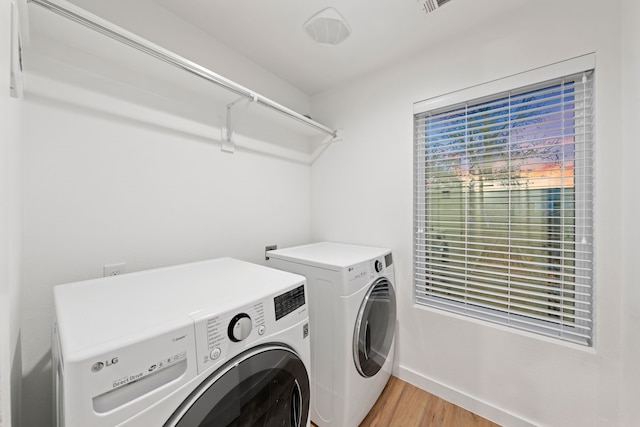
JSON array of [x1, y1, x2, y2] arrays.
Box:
[[19, 3, 316, 426], [311, 0, 624, 425], [620, 0, 640, 423], [0, 0, 22, 426]]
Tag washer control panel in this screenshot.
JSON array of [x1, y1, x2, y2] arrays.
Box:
[[274, 285, 305, 320], [191, 282, 308, 375], [193, 302, 265, 373]]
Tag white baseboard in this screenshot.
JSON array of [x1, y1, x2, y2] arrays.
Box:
[[395, 365, 538, 427]]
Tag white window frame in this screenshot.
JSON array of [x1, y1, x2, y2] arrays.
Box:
[[413, 54, 595, 346]]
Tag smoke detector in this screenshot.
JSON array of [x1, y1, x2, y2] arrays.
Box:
[[304, 7, 351, 45], [417, 0, 453, 15]]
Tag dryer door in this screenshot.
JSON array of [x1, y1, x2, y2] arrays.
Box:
[[165, 345, 309, 427], [353, 277, 397, 378]]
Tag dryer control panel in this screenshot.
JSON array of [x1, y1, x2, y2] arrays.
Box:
[[346, 252, 394, 294]]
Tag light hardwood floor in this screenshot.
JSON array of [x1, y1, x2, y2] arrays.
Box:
[[312, 376, 501, 427]]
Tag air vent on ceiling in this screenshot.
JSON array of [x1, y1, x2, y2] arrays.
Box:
[[417, 0, 452, 15]]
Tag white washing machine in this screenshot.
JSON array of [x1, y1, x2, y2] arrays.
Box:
[[52, 257, 311, 427], [267, 242, 396, 427]]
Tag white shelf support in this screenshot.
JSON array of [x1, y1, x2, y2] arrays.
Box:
[[310, 129, 344, 164], [10, 0, 26, 98], [221, 94, 257, 154]]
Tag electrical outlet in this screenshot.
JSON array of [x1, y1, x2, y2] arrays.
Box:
[[103, 263, 126, 277], [265, 245, 277, 260]]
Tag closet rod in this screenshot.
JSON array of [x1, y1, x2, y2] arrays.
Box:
[[28, 0, 338, 139]]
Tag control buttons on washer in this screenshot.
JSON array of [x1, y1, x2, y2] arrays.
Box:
[[257, 325, 266, 336], [228, 313, 252, 342], [375, 260, 383, 273], [210, 347, 221, 360]]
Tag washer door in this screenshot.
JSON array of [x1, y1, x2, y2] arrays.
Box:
[[165, 345, 309, 427], [353, 277, 397, 378]]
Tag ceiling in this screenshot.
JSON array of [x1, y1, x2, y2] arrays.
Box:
[[51, 0, 525, 96], [152, 0, 522, 95]]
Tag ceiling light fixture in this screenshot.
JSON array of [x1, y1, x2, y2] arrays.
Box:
[[303, 7, 351, 46]]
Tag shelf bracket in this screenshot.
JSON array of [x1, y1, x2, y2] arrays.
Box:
[[310, 129, 343, 164], [10, 0, 26, 99], [221, 94, 257, 153]]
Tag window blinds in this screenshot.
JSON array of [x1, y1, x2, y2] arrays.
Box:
[[413, 71, 594, 345]]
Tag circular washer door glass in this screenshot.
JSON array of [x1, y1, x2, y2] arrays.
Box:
[[165, 345, 309, 427], [353, 277, 397, 378]]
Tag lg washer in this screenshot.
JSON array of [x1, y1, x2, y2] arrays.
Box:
[[267, 242, 396, 427], [53, 257, 311, 426]]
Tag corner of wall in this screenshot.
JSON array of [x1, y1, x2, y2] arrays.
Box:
[[396, 365, 537, 427]]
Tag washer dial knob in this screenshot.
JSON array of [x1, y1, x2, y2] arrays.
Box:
[[228, 313, 252, 342]]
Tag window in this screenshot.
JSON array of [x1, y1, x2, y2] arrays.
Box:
[[413, 61, 594, 345]]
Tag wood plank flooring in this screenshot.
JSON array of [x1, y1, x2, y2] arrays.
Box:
[[312, 376, 501, 427]]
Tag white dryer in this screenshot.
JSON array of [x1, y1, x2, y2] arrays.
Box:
[[267, 242, 396, 427], [53, 257, 311, 427]]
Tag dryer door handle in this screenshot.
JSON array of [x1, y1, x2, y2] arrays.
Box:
[[364, 320, 371, 361], [291, 379, 303, 427]]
